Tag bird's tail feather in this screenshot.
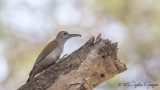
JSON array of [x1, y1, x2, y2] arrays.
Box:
[[27, 67, 35, 82], [26, 74, 33, 82]]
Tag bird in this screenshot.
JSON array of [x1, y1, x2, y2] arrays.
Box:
[[27, 31, 81, 82]]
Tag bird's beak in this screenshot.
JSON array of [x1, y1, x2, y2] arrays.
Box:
[[68, 34, 81, 37]]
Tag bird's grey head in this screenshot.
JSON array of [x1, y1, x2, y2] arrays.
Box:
[[56, 31, 81, 42]]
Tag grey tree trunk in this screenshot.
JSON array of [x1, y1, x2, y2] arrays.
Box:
[[18, 34, 127, 90]]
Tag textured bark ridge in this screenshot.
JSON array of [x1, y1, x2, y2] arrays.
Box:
[[18, 34, 127, 90]]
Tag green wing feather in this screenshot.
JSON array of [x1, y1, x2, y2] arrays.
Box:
[[35, 40, 58, 64]]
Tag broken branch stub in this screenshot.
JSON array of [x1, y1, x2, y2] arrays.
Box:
[[18, 34, 127, 90]]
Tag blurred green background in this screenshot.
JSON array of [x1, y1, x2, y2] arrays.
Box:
[[0, 0, 159, 90]]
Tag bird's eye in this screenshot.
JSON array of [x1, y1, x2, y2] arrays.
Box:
[[64, 32, 67, 35]]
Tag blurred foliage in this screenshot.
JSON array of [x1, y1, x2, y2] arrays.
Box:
[[94, 0, 127, 19], [0, 22, 4, 39]]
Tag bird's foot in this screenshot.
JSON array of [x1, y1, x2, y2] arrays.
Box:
[[62, 54, 68, 59], [58, 54, 68, 62]]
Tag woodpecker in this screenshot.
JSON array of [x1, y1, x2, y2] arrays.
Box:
[[27, 31, 81, 82]]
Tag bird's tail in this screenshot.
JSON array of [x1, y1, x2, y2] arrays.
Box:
[[26, 67, 36, 82], [26, 75, 33, 82]]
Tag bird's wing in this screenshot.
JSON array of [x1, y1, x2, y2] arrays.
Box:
[[34, 40, 58, 65]]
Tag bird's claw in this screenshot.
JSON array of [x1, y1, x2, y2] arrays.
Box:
[[58, 54, 68, 62], [62, 54, 68, 59]]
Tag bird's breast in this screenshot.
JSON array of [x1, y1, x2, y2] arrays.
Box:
[[37, 45, 63, 68], [45, 46, 63, 62]]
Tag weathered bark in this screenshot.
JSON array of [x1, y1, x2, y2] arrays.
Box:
[[18, 34, 127, 90]]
